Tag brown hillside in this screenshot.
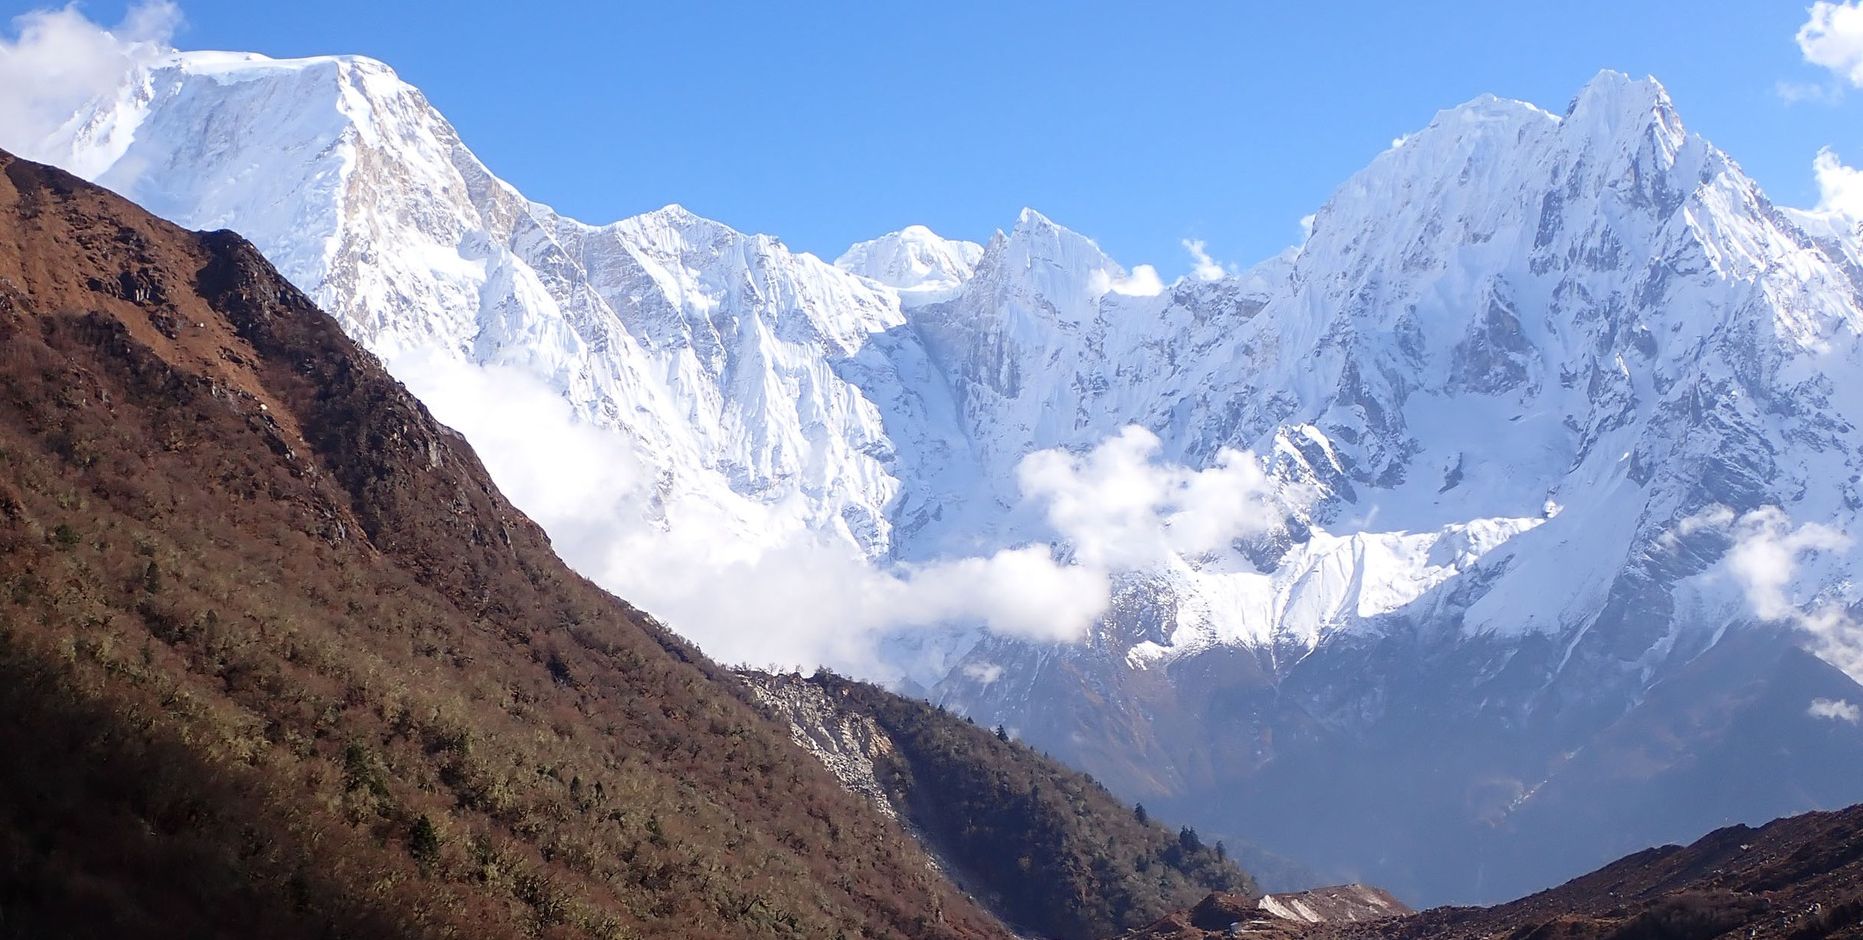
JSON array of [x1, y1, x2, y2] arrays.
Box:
[[0, 149, 1008, 940], [1316, 802, 1863, 940], [1122, 803, 1863, 940]]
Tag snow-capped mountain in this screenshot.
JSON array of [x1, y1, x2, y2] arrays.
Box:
[[836, 225, 983, 305], [27, 52, 1863, 906], [49, 50, 985, 570]]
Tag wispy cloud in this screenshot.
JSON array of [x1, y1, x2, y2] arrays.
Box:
[[1776, 79, 1844, 105], [1678, 505, 1863, 680], [0, 2, 179, 166], [961, 662, 1005, 685], [1182, 238, 1227, 281], [1719, 506, 1851, 621], [392, 353, 1304, 680]]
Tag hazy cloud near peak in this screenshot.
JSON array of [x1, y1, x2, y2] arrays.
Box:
[[1720, 506, 1851, 621], [1680, 504, 1863, 681], [392, 354, 1302, 680], [1017, 425, 1307, 572], [0, 2, 179, 166], [1090, 264, 1165, 297]]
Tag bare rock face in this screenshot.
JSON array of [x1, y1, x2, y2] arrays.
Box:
[[739, 670, 1256, 940], [744, 671, 906, 822], [1257, 886, 1412, 925]]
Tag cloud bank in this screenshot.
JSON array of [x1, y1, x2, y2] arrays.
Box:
[[0, 2, 178, 166], [394, 354, 1300, 679]]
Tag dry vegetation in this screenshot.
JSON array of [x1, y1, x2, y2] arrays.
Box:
[[778, 671, 1256, 939], [0, 150, 1010, 939]]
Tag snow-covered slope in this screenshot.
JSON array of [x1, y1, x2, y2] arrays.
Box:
[[29, 54, 1863, 906], [48, 50, 988, 574], [933, 71, 1863, 903], [837, 225, 983, 305], [36, 50, 1555, 666]]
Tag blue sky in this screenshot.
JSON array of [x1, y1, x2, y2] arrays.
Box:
[[12, 1, 1863, 275]]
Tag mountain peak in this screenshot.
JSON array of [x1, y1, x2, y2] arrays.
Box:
[[950, 207, 1130, 326], [1559, 69, 1686, 159], [836, 224, 983, 304], [168, 48, 400, 84], [1564, 69, 1674, 120], [998, 207, 1104, 256], [604, 202, 750, 251], [1014, 206, 1053, 228], [634, 202, 705, 226]]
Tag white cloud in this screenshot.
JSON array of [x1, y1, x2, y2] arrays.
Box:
[[1092, 264, 1165, 297], [0, 2, 179, 165], [1016, 425, 1306, 571], [1182, 238, 1227, 281], [961, 662, 1005, 685], [1721, 506, 1850, 620], [391, 357, 1300, 680], [1798, 2, 1863, 87], [1670, 503, 1736, 540], [1811, 148, 1863, 217], [1682, 505, 1863, 681], [1810, 697, 1863, 723]]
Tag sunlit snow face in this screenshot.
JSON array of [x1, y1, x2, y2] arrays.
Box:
[[33, 9, 1863, 701]]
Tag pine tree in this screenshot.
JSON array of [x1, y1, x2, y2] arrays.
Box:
[[410, 814, 441, 863], [1178, 826, 1202, 853]]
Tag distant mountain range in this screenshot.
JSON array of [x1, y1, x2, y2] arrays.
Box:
[[25, 50, 1863, 904]]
